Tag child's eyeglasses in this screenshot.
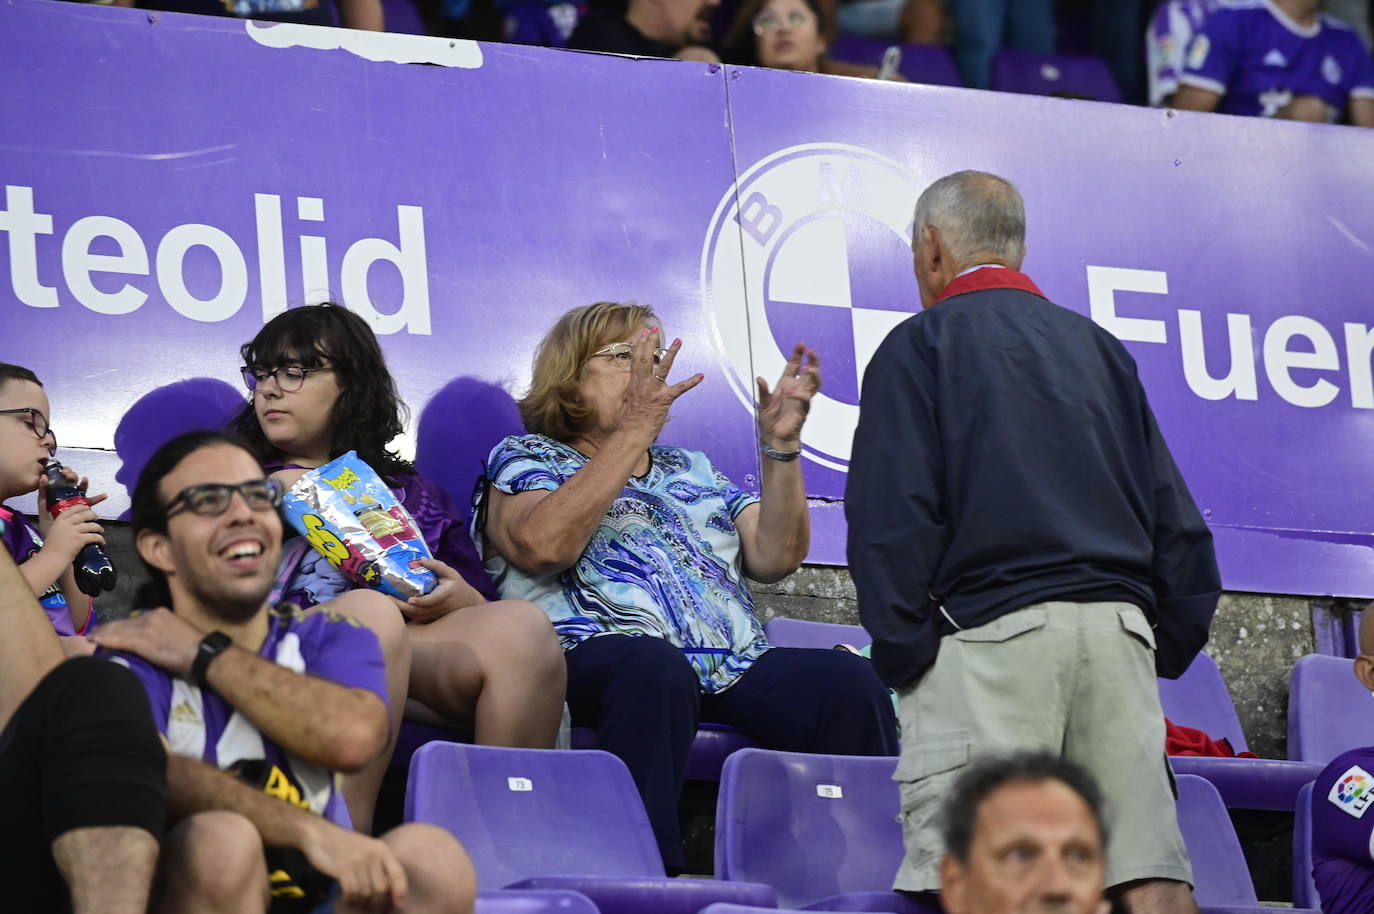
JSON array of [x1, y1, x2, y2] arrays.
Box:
[[0, 408, 57, 456]]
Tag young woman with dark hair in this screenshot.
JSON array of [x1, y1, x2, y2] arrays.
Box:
[[231, 303, 566, 835]]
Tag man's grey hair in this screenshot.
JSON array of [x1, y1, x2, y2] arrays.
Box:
[[912, 170, 1027, 268]]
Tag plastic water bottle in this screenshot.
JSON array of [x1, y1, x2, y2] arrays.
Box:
[[45, 461, 117, 597]]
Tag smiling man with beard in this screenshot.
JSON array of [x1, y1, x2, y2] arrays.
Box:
[[93, 430, 475, 914]]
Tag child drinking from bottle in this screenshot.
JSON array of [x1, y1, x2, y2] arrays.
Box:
[[0, 363, 105, 638]]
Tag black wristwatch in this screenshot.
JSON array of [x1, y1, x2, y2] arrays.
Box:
[[190, 631, 232, 690]]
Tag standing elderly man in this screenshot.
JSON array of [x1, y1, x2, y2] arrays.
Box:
[[846, 170, 1220, 914]]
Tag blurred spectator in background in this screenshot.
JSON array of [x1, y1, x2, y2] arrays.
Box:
[[1090, 0, 1148, 103], [502, 0, 583, 45], [127, 0, 383, 30], [727, 0, 829, 69], [828, 0, 941, 45], [1173, 0, 1374, 125], [722, 0, 906, 77], [1326, 0, 1374, 48], [948, 0, 1054, 89], [568, 0, 720, 60], [1148, 0, 1219, 106]]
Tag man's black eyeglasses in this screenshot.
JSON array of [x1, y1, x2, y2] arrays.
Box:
[[163, 479, 285, 519], [0, 408, 57, 456]]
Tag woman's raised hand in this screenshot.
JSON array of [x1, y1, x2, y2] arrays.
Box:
[[756, 343, 821, 448], [618, 327, 703, 442]]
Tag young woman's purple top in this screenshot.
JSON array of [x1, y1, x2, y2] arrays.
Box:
[[269, 463, 499, 610]]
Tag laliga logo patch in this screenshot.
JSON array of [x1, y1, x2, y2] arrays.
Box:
[[1329, 765, 1374, 818], [700, 144, 923, 470]]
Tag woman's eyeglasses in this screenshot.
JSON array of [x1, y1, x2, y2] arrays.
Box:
[[240, 365, 332, 393], [590, 343, 669, 371], [753, 9, 812, 33], [0, 407, 57, 456]]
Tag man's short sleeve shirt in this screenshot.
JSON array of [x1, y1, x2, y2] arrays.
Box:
[[109, 606, 386, 820], [1148, 0, 1220, 106], [1180, 1, 1374, 117], [1312, 747, 1374, 912]]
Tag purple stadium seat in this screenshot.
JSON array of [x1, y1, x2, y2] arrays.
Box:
[[1293, 782, 1319, 910], [572, 722, 759, 782], [1175, 774, 1320, 914], [1159, 653, 1248, 750], [1288, 653, 1374, 765], [990, 49, 1121, 103], [1159, 653, 1322, 811], [716, 748, 938, 914], [477, 889, 600, 914], [764, 618, 868, 652], [685, 723, 761, 781], [395, 719, 471, 767], [826, 35, 962, 87], [380, 0, 428, 34], [394, 714, 755, 782], [1341, 608, 1364, 659], [405, 743, 777, 914]]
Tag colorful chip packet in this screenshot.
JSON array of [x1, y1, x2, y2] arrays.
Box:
[[280, 451, 437, 600]]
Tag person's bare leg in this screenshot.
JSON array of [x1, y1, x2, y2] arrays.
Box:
[[408, 600, 565, 747], [344, 823, 475, 914], [899, 0, 942, 44], [1116, 878, 1200, 914], [316, 590, 412, 835], [154, 811, 270, 914], [53, 825, 159, 914]]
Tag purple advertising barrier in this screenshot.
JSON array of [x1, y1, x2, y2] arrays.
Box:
[[0, 1, 759, 527], [5, 0, 1374, 599], [711, 65, 1374, 593]]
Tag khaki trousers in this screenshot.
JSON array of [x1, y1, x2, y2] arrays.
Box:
[[892, 601, 1193, 891]]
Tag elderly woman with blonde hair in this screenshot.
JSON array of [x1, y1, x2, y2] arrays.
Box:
[[474, 302, 896, 871]]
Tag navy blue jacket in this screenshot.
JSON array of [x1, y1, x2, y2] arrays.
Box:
[[846, 269, 1219, 690]]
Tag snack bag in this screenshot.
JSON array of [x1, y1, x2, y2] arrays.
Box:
[[281, 451, 437, 600]]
